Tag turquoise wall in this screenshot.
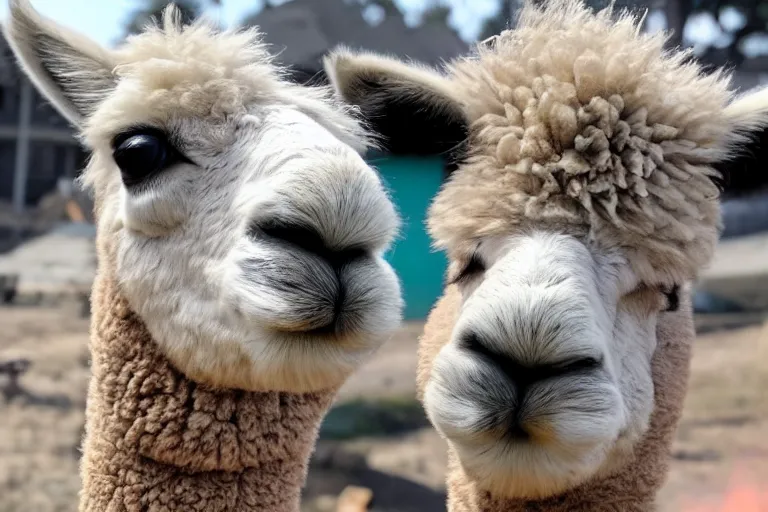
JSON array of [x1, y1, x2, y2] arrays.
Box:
[[369, 155, 448, 320]]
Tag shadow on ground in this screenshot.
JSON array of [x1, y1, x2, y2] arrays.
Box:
[[307, 396, 446, 510], [304, 460, 447, 512], [319, 396, 431, 441]]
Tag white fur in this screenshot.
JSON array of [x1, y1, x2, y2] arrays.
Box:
[[423, 232, 663, 498], [4, 1, 404, 393], [109, 108, 403, 392]]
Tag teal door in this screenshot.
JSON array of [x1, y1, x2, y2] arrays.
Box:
[[369, 155, 448, 320]]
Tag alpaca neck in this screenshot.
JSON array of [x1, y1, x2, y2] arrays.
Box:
[[421, 290, 694, 512], [79, 272, 334, 512]]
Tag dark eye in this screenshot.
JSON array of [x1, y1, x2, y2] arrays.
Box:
[[450, 253, 486, 284], [662, 284, 680, 312], [112, 129, 186, 187]]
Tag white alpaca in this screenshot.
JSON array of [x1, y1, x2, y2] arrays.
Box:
[[4, 1, 403, 510], [6, 0, 403, 394], [324, 0, 768, 509]]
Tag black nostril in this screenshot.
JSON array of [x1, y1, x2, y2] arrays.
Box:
[[461, 332, 603, 442], [551, 356, 603, 375], [507, 421, 530, 441], [461, 332, 603, 391], [255, 221, 327, 256], [326, 247, 366, 269], [251, 220, 365, 268]]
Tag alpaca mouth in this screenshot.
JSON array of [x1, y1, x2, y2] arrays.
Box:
[[271, 306, 356, 338], [272, 300, 381, 343], [237, 219, 400, 340], [278, 280, 349, 336], [424, 342, 623, 457]]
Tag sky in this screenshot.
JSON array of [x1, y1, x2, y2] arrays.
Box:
[[0, 0, 502, 47], [2, 0, 762, 57]]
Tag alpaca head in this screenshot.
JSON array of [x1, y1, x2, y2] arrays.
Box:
[[4, 0, 403, 393], [325, 0, 768, 499]]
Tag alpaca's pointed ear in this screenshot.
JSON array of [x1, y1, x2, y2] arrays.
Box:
[[2, 0, 117, 127], [323, 48, 468, 159], [717, 87, 768, 196]]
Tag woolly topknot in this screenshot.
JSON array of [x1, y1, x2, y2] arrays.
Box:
[[65, 5, 370, 193], [83, 5, 280, 140], [428, 0, 739, 284]]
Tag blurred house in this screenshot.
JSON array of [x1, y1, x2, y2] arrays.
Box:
[[246, 0, 468, 83], [0, 34, 88, 213]]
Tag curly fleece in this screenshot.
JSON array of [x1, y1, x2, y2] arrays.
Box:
[[427, 0, 747, 287], [417, 286, 693, 512], [79, 270, 334, 512]]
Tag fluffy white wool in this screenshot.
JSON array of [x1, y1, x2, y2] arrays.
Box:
[[427, 0, 748, 286], [4, 0, 404, 393]]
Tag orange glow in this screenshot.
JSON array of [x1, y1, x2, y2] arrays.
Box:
[[680, 465, 768, 512]]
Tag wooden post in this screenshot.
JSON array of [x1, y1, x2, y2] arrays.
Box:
[[12, 79, 33, 215], [336, 486, 373, 512], [0, 358, 31, 401]]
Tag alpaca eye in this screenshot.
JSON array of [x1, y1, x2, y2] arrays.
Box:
[[662, 284, 680, 312], [112, 129, 185, 187], [450, 253, 486, 284]]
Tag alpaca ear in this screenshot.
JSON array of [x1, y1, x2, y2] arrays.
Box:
[[716, 87, 768, 196], [3, 0, 117, 127], [323, 48, 468, 160]]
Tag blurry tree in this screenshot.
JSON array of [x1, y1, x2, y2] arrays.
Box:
[[668, 0, 768, 66], [479, 0, 649, 40], [477, 0, 768, 67], [364, 0, 403, 18], [422, 5, 452, 26], [479, 4, 512, 41], [123, 0, 205, 37]]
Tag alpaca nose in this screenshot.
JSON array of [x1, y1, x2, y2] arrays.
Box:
[[461, 332, 604, 438], [462, 332, 604, 390], [254, 220, 367, 269], [248, 219, 369, 334]]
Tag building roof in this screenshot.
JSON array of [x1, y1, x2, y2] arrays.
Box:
[[246, 0, 468, 74]]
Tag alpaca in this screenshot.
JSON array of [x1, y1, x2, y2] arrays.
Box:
[[324, 1, 768, 510], [4, 1, 403, 511]]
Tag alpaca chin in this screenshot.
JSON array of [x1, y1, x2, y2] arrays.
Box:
[[423, 341, 640, 499], [446, 426, 640, 499], [136, 244, 405, 394]]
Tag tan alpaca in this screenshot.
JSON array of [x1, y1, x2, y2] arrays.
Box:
[[4, 1, 404, 510], [324, 1, 768, 510]]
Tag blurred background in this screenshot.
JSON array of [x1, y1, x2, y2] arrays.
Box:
[[0, 0, 767, 510]]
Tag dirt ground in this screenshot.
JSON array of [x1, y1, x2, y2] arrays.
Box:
[[1, 304, 766, 512]]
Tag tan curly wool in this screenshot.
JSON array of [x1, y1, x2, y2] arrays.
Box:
[[417, 286, 693, 512], [428, 0, 743, 286], [80, 267, 334, 512]]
